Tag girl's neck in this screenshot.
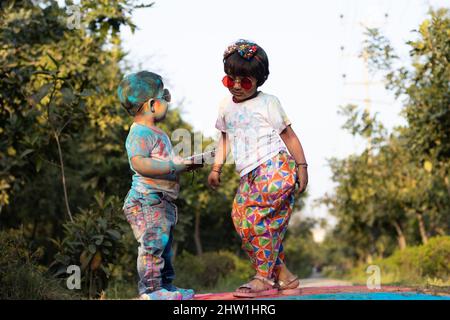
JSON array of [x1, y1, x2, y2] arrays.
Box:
[[233, 90, 260, 103]]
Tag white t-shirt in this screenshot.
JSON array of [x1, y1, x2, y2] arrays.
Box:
[[215, 92, 291, 177]]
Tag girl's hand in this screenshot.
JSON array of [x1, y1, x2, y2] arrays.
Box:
[[208, 171, 221, 190], [296, 166, 308, 194]]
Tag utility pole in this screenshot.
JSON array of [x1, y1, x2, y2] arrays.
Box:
[[338, 1, 391, 162]]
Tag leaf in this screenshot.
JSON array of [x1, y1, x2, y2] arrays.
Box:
[[90, 252, 102, 271], [94, 235, 104, 245], [61, 87, 76, 105], [97, 218, 107, 230], [103, 241, 112, 247], [423, 161, 432, 173], [47, 53, 60, 68], [80, 250, 93, 271], [54, 265, 69, 277], [80, 89, 95, 97], [105, 229, 121, 240], [88, 244, 96, 254], [19, 149, 34, 159], [7, 147, 16, 157], [29, 83, 53, 106]]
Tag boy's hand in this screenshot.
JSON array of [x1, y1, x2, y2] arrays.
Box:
[[208, 171, 221, 190], [296, 167, 308, 194], [172, 156, 203, 173], [184, 159, 204, 172]]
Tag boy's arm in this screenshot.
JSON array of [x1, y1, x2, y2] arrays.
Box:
[[131, 156, 186, 177], [279, 125, 308, 193]]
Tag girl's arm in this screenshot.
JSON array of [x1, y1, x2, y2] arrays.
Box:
[[279, 125, 308, 193], [208, 132, 229, 189], [214, 132, 229, 168]]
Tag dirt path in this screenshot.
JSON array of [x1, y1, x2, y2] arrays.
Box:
[[299, 278, 353, 287], [299, 270, 353, 288]]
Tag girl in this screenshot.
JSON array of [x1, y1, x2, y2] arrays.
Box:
[[208, 39, 308, 298]]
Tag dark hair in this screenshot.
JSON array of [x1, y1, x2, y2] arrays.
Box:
[[223, 45, 269, 87]]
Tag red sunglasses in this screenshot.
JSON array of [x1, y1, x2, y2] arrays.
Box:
[[222, 75, 253, 90]]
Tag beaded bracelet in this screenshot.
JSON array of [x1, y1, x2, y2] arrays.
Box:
[[212, 164, 222, 174]]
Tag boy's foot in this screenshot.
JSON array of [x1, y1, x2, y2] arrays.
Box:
[[233, 275, 278, 298], [162, 283, 195, 300], [139, 288, 183, 300]]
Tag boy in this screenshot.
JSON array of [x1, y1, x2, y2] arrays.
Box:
[[118, 71, 201, 300]]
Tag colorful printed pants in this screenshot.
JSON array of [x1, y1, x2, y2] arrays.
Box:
[[232, 151, 297, 279], [123, 191, 177, 295]]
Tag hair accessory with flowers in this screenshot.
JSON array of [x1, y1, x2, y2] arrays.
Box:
[[223, 39, 259, 60]]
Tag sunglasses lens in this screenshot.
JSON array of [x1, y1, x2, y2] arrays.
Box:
[[222, 75, 234, 88], [241, 77, 253, 90], [162, 88, 171, 102]]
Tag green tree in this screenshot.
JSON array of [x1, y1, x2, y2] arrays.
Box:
[[0, 0, 149, 243]]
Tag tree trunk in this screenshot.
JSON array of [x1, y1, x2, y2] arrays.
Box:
[[392, 220, 407, 250], [416, 211, 428, 244], [444, 171, 450, 198], [54, 131, 73, 222], [194, 210, 203, 255]]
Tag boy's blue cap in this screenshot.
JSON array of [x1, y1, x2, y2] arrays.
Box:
[[117, 71, 163, 116]]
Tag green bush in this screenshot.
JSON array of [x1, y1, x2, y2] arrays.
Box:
[[174, 251, 236, 290], [105, 250, 254, 297], [283, 235, 318, 278], [213, 251, 254, 293], [421, 236, 450, 279], [50, 192, 128, 299], [174, 250, 260, 293], [0, 228, 78, 300], [344, 236, 450, 285], [104, 229, 139, 299]]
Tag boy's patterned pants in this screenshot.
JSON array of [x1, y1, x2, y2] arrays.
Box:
[[232, 151, 297, 279], [123, 192, 177, 295]]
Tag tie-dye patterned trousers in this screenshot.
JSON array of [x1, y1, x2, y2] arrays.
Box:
[[123, 191, 177, 295], [232, 151, 297, 279]]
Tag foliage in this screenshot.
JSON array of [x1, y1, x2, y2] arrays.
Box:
[[283, 216, 323, 278], [329, 236, 450, 286], [173, 250, 238, 290], [0, 228, 79, 299], [50, 192, 127, 298], [0, 0, 314, 301], [320, 9, 450, 273]]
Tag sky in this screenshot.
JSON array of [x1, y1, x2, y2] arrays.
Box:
[[120, 0, 449, 242]]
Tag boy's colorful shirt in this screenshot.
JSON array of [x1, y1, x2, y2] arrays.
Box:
[[215, 92, 291, 177], [125, 123, 179, 200]]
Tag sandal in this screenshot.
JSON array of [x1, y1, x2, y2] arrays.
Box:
[[276, 276, 301, 295], [233, 275, 279, 298]]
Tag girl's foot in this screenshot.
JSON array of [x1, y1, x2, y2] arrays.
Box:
[[139, 288, 183, 300], [233, 275, 278, 298], [274, 264, 301, 295]]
